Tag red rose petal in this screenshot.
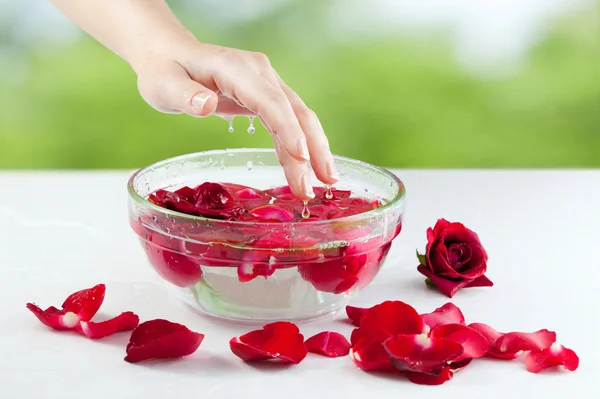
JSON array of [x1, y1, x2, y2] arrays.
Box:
[[192, 182, 246, 220], [76, 312, 140, 339], [297, 258, 359, 294], [430, 324, 489, 362], [525, 343, 579, 373], [26, 284, 106, 330], [468, 323, 557, 359], [449, 358, 473, 372], [432, 218, 452, 235], [305, 331, 351, 357], [383, 334, 464, 375], [248, 205, 295, 222], [464, 274, 494, 288], [235, 188, 265, 200], [350, 334, 395, 371], [237, 253, 277, 283], [354, 301, 425, 345], [417, 265, 473, 298], [495, 329, 557, 354], [467, 323, 522, 359], [124, 319, 204, 363], [420, 303, 466, 330], [346, 305, 369, 327], [229, 322, 307, 364], [145, 246, 204, 287], [26, 304, 80, 330], [61, 283, 106, 322], [266, 185, 297, 201], [406, 367, 454, 385]]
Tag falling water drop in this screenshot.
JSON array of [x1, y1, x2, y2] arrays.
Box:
[[246, 160, 253, 171], [224, 117, 234, 133], [301, 200, 310, 219], [325, 185, 333, 199], [247, 116, 255, 134]]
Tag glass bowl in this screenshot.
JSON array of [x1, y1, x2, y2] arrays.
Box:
[[127, 149, 406, 323]]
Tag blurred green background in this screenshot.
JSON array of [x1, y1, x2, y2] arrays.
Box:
[[0, 0, 598, 169]]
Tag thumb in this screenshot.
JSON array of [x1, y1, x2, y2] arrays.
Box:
[[137, 62, 218, 117]]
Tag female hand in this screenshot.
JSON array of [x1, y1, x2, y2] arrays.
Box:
[[135, 40, 339, 200], [50, 0, 339, 201]]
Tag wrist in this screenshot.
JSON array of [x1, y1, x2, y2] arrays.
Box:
[[127, 25, 197, 74]]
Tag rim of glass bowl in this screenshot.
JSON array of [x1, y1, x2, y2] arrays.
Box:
[[127, 148, 406, 228]]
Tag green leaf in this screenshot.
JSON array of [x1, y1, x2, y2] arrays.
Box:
[[416, 249, 427, 266], [424, 278, 435, 288]]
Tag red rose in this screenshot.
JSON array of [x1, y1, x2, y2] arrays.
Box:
[[417, 219, 493, 297]]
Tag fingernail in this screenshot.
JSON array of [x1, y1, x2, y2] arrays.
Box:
[[192, 93, 211, 111], [326, 158, 340, 181], [301, 172, 315, 198], [297, 137, 310, 161]]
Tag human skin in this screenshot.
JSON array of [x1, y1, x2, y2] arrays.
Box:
[[49, 0, 339, 200]]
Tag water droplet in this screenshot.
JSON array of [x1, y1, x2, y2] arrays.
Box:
[[301, 200, 310, 219], [325, 185, 333, 199], [247, 116, 255, 134], [224, 117, 234, 133], [246, 160, 253, 171], [152, 215, 158, 222]]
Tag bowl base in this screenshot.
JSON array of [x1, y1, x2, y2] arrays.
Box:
[[167, 265, 354, 324]]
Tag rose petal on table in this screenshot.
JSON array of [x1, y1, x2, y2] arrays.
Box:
[[383, 333, 464, 375], [25, 304, 80, 330], [467, 323, 520, 359], [496, 329, 556, 353], [420, 303, 466, 329], [525, 343, 579, 373], [430, 323, 489, 362], [468, 323, 557, 359], [406, 366, 454, 385], [417, 265, 473, 298], [76, 312, 140, 339], [124, 319, 204, 363], [305, 331, 351, 357], [449, 358, 473, 372], [60, 283, 106, 322], [464, 274, 494, 288], [354, 300, 425, 345], [345, 305, 369, 327], [350, 335, 395, 371], [229, 321, 307, 364], [26, 283, 106, 330]]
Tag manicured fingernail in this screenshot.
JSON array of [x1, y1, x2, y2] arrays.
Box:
[[297, 137, 310, 161], [326, 158, 340, 181], [301, 173, 315, 198], [192, 93, 211, 111]]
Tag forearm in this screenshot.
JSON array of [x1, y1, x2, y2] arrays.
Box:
[[50, 0, 195, 71]]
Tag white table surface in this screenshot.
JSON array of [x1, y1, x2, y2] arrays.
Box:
[[1, 170, 598, 399]]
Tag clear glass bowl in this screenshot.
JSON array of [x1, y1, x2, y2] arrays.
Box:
[[127, 149, 406, 323]]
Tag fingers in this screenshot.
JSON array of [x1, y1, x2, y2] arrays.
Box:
[[214, 59, 311, 165], [270, 132, 315, 201], [214, 96, 255, 117], [274, 71, 339, 185], [137, 61, 218, 117]]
